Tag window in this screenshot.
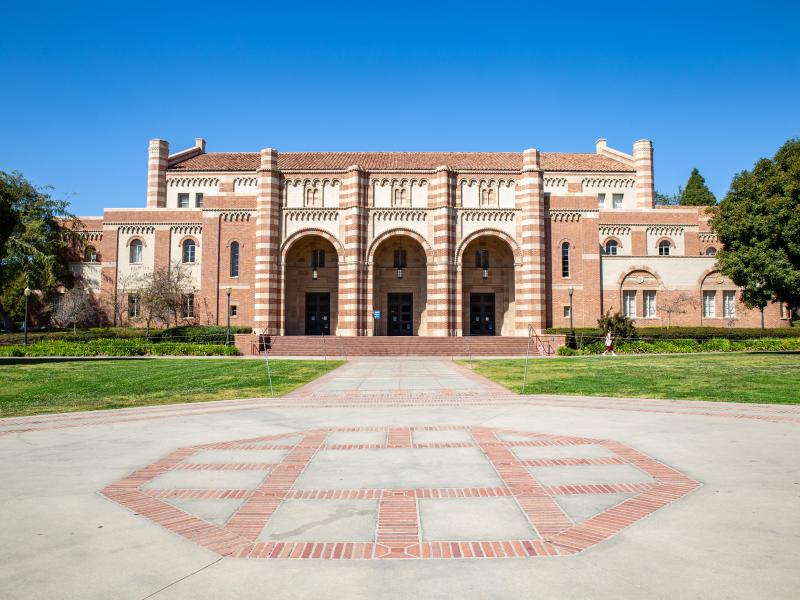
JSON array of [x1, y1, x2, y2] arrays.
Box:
[[623, 290, 637, 317], [182, 293, 195, 318], [229, 304, 238, 318], [177, 193, 190, 208], [703, 291, 716, 318], [561, 242, 570, 278], [597, 193, 606, 208], [780, 303, 790, 319], [723, 291, 736, 319], [230, 242, 240, 277], [312, 249, 326, 269], [182, 239, 196, 263], [612, 193, 623, 209], [643, 290, 657, 318], [393, 249, 407, 269], [128, 294, 140, 319], [85, 245, 97, 262], [658, 240, 672, 256], [604, 240, 618, 256], [129, 239, 143, 264], [480, 187, 495, 207], [563, 305, 571, 318], [705, 247, 717, 256], [475, 249, 489, 269], [195, 193, 204, 208]]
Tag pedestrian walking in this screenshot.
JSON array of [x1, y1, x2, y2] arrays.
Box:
[[603, 331, 616, 356]]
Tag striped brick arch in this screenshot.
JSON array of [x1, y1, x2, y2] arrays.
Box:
[[101, 426, 699, 560]]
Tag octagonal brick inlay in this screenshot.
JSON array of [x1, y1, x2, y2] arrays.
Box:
[[100, 426, 700, 559]]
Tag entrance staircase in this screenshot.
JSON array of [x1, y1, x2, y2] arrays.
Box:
[[235, 334, 565, 357]]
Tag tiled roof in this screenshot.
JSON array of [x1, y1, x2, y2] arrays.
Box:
[[168, 151, 633, 173]]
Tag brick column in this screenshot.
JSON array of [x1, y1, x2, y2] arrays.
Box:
[[100, 226, 120, 325], [147, 139, 169, 208], [634, 139, 654, 209], [427, 166, 455, 336], [253, 149, 282, 334], [516, 148, 547, 333], [338, 164, 368, 336]]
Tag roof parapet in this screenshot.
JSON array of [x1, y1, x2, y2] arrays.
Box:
[[168, 138, 206, 167]]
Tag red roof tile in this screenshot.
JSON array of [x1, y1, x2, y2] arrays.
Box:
[[168, 151, 632, 173]]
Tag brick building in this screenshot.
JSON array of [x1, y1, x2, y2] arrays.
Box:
[[71, 138, 790, 338]]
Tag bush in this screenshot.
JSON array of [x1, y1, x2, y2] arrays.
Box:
[[568, 337, 800, 355], [157, 325, 252, 343], [546, 326, 800, 341], [597, 311, 637, 341], [0, 338, 239, 357]]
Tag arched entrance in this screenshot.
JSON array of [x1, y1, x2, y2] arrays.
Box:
[[282, 234, 340, 335], [460, 234, 516, 336], [370, 234, 428, 336]]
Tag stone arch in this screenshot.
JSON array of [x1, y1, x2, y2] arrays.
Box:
[[617, 267, 663, 288], [367, 228, 433, 265], [602, 236, 623, 255], [456, 228, 522, 266], [280, 228, 344, 264], [126, 235, 147, 248]]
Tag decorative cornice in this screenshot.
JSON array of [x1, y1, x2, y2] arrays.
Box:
[[459, 209, 517, 222]]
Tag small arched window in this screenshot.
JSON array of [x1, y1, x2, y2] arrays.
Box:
[[230, 242, 240, 277], [182, 239, 196, 263], [85, 245, 97, 262], [705, 246, 717, 256], [658, 240, 672, 256], [561, 242, 570, 278], [604, 240, 618, 256], [129, 239, 143, 264]]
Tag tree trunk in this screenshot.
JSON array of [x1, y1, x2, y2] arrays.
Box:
[[0, 299, 15, 332]]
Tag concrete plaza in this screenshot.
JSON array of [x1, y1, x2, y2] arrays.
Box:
[[1, 358, 799, 599]]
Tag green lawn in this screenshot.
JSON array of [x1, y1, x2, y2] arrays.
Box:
[[460, 353, 800, 404], [0, 358, 343, 417]]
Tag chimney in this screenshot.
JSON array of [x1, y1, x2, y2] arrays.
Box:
[[195, 138, 206, 152], [596, 138, 608, 153], [633, 139, 654, 208], [147, 139, 169, 208]]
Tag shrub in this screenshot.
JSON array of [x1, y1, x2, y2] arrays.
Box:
[[545, 326, 800, 341], [558, 345, 577, 356], [597, 311, 637, 341], [570, 337, 800, 355], [0, 338, 238, 357], [157, 325, 251, 344]]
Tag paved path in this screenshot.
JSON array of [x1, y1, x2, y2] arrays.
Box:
[[1, 358, 799, 599]]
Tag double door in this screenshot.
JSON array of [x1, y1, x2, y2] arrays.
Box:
[[305, 292, 330, 335], [469, 293, 496, 336], [387, 293, 413, 336]]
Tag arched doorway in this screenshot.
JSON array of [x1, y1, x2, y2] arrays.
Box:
[[460, 234, 516, 336], [370, 234, 428, 336], [283, 234, 339, 335]]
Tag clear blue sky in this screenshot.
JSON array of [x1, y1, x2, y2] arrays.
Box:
[[1, 1, 798, 215]]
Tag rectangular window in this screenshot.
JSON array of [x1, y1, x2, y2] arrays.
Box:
[[703, 291, 716, 318], [182, 293, 195, 318], [780, 303, 787, 319], [612, 193, 623, 209], [229, 304, 238, 318], [128, 294, 140, 319], [723, 291, 736, 319], [597, 193, 606, 208], [561, 243, 570, 278], [623, 290, 637, 317], [563, 305, 571, 318], [312, 249, 325, 269], [643, 290, 656, 318], [177, 193, 190, 208], [475, 249, 489, 269], [393, 249, 407, 269], [195, 193, 204, 208]]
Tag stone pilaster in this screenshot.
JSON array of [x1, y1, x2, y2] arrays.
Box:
[[516, 148, 547, 333], [253, 148, 282, 333], [147, 139, 169, 208], [338, 165, 368, 336], [427, 166, 455, 336], [634, 139, 654, 209]]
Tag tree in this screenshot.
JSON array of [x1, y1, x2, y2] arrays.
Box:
[[0, 171, 82, 331], [49, 288, 97, 331], [679, 168, 717, 206], [710, 139, 800, 312], [139, 263, 195, 328], [655, 190, 679, 206], [597, 311, 637, 340], [658, 292, 699, 328]]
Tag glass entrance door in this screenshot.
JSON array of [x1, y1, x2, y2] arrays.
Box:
[[469, 293, 496, 336], [305, 292, 331, 335], [387, 293, 413, 336]]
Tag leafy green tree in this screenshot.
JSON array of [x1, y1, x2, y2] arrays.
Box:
[[679, 168, 717, 206], [597, 311, 637, 340], [711, 139, 800, 312], [655, 190, 679, 206], [0, 171, 82, 331]]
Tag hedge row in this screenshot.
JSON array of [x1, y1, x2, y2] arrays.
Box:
[[0, 338, 239, 357], [547, 326, 799, 341], [557, 337, 800, 356], [0, 325, 252, 345]]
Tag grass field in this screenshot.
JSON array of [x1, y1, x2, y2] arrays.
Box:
[[0, 358, 343, 417], [460, 353, 800, 404]]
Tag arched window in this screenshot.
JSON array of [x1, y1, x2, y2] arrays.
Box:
[[229, 242, 239, 277], [561, 242, 570, 278], [658, 240, 672, 256], [705, 246, 717, 256], [129, 239, 143, 264], [604, 240, 618, 256], [85, 245, 97, 262], [182, 239, 196, 263]]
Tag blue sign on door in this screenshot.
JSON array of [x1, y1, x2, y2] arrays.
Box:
[[373, 310, 381, 320]]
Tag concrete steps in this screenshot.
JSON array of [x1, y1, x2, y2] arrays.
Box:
[[236, 335, 565, 357]]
